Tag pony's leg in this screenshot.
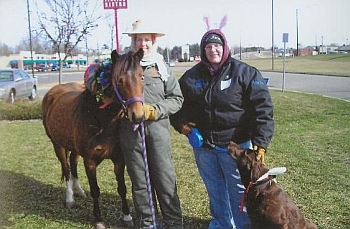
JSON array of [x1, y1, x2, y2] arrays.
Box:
[[53, 144, 75, 208], [65, 175, 75, 208], [69, 152, 87, 198], [113, 159, 133, 225], [83, 158, 105, 229]]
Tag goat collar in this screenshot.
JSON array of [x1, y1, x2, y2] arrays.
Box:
[[239, 167, 287, 212]]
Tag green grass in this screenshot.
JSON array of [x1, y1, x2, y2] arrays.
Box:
[[241, 54, 350, 77], [0, 90, 350, 229], [0, 100, 42, 120]]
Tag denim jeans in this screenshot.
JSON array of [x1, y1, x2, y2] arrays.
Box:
[[193, 141, 252, 229]]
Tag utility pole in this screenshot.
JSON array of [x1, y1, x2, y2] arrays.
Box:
[[296, 9, 299, 56], [26, 0, 34, 77]]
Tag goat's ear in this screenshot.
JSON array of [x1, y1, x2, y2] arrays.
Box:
[[111, 50, 119, 64], [134, 48, 144, 62], [228, 141, 241, 159], [245, 150, 256, 162]]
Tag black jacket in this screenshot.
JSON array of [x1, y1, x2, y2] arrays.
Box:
[[170, 57, 274, 149]]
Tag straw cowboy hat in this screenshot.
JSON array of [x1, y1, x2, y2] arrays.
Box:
[[123, 19, 165, 37]]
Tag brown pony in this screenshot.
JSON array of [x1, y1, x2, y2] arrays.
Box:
[[42, 49, 144, 229]]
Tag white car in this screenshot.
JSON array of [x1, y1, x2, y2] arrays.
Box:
[[0, 69, 38, 103], [167, 62, 175, 67]]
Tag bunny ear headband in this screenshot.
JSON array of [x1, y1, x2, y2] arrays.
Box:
[[203, 15, 228, 31]]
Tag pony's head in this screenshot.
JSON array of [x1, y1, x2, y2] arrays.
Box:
[[93, 49, 144, 124]]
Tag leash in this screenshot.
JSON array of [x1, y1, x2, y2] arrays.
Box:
[[139, 122, 157, 229]]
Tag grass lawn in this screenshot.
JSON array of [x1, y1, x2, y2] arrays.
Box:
[[0, 90, 349, 229]]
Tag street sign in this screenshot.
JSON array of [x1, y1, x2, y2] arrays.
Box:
[[282, 33, 289, 92], [103, 0, 127, 10]]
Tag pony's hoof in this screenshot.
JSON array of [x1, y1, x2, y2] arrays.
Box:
[[122, 218, 134, 227], [94, 222, 106, 229], [65, 201, 75, 209], [121, 214, 134, 227], [80, 191, 87, 198], [74, 190, 87, 198]]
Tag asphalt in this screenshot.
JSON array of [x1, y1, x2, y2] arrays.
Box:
[[173, 66, 350, 102], [262, 71, 350, 102], [36, 69, 350, 102]]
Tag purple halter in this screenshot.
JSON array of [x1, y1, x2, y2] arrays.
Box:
[[114, 87, 144, 109]]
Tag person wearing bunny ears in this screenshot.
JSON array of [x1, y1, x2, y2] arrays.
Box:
[[170, 22, 274, 229]]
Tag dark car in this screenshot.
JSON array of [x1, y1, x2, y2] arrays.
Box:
[[84, 63, 100, 84], [0, 69, 38, 103], [51, 64, 59, 71]]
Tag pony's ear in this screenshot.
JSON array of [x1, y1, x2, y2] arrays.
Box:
[[134, 48, 144, 62], [111, 50, 120, 64]]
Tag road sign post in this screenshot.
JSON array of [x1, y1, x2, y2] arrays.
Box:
[[103, 0, 128, 52], [282, 33, 289, 92]]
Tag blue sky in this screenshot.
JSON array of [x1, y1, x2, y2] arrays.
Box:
[[1, 0, 349, 50]]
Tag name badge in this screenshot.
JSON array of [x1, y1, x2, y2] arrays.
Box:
[[221, 78, 231, 90]]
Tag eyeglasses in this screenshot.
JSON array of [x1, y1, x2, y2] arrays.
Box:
[[204, 44, 223, 51]]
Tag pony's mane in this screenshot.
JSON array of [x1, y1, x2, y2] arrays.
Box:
[[112, 51, 138, 88], [94, 50, 143, 103]]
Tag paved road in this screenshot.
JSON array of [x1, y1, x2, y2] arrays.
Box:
[[36, 69, 350, 102], [173, 66, 350, 102], [262, 71, 350, 102]]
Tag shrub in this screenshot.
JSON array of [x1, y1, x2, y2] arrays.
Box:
[[0, 100, 42, 120]]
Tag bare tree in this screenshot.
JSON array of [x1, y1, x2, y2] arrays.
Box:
[[0, 43, 14, 56], [35, 0, 101, 83], [104, 12, 115, 52]]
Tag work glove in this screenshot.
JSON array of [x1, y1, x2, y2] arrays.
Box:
[[143, 104, 157, 120], [254, 145, 266, 165], [180, 122, 196, 135]]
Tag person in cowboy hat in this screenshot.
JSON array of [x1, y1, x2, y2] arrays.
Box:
[[121, 19, 184, 229]]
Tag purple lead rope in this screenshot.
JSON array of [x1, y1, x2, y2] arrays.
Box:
[[139, 122, 157, 229]]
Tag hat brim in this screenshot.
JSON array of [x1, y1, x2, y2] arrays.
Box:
[[123, 31, 165, 37]]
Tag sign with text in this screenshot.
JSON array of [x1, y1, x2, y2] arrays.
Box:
[[103, 0, 127, 9]]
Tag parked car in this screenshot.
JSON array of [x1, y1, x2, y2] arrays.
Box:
[[69, 64, 78, 68], [84, 63, 100, 84], [0, 69, 38, 103], [51, 64, 59, 71], [167, 61, 175, 67], [35, 64, 48, 72]]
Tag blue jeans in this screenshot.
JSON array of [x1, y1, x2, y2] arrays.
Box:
[[193, 141, 252, 229]]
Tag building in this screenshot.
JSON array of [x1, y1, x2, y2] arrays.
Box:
[[0, 51, 88, 69]]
